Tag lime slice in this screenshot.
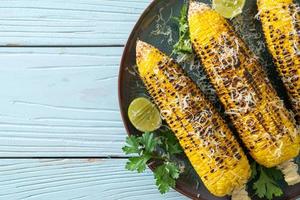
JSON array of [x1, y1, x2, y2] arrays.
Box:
[[128, 97, 162, 132], [212, 0, 246, 19]]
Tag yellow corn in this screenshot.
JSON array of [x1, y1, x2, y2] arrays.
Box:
[[188, 1, 300, 168], [136, 40, 250, 197], [257, 0, 300, 120]]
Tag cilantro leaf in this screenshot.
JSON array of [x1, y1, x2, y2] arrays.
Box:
[[122, 135, 141, 155], [249, 161, 257, 181], [125, 155, 151, 173], [154, 162, 180, 194], [122, 130, 183, 194], [173, 3, 192, 55], [264, 167, 284, 181], [140, 132, 159, 153], [159, 130, 183, 155], [252, 165, 283, 200]]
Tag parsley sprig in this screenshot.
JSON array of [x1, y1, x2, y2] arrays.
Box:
[[172, 4, 193, 55], [122, 130, 183, 194], [250, 162, 284, 200]]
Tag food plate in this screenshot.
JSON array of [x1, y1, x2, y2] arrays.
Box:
[[119, 0, 300, 199]]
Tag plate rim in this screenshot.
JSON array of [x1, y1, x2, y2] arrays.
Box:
[[118, 0, 300, 199]]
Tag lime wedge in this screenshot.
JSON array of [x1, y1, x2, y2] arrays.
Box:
[[128, 97, 162, 132], [212, 0, 246, 19]]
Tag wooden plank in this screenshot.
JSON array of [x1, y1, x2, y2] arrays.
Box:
[[0, 47, 127, 157], [0, 159, 187, 200], [0, 0, 149, 46]]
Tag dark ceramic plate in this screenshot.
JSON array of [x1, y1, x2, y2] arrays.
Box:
[[119, 0, 300, 199]]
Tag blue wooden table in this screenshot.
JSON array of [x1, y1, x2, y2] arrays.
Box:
[[0, 0, 189, 199]]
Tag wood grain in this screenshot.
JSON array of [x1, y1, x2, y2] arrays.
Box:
[[0, 47, 126, 157], [0, 0, 149, 46], [0, 1, 187, 199], [0, 159, 187, 200]]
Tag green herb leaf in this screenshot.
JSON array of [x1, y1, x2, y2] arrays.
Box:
[[159, 130, 183, 155], [252, 165, 283, 200], [140, 132, 159, 153], [172, 3, 193, 55], [249, 161, 257, 181], [125, 155, 152, 173], [264, 167, 284, 181], [122, 135, 141, 155], [154, 162, 180, 194], [122, 130, 183, 194]]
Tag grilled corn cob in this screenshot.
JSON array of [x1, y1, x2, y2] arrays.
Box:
[[189, 1, 300, 168], [257, 0, 300, 120], [136, 40, 250, 197]]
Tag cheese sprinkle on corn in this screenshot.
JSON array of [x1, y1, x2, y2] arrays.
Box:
[[189, 1, 300, 168], [136, 40, 250, 197]]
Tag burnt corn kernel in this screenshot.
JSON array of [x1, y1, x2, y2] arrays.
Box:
[[189, 1, 300, 169], [235, 154, 242, 160]]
